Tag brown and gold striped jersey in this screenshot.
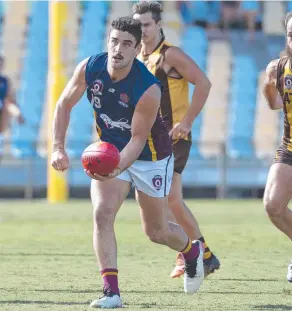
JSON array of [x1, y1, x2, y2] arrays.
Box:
[[137, 37, 191, 141], [276, 56, 292, 151]]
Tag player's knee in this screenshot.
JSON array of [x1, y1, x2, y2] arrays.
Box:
[[145, 227, 167, 244], [93, 205, 115, 229], [263, 195, 283, 217]]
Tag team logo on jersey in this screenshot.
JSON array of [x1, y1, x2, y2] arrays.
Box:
[[152, 175, 163, 191], [284, 75, 292, 90], [90, 80, 104, 108], [91, 80, 104, 94], [118, 93, 129, 108], [120, 93, 129, 103], [100, 114, 131, 131]]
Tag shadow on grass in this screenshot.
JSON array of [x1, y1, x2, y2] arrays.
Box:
[[0, 299, 190, 309], [252, 305, 292, 311], [1, 288, 283, 295], [0, 300, 88, 305], [0, 253, 92, 257], [218, 278, 281, 282], [123, 302, 189, 309]]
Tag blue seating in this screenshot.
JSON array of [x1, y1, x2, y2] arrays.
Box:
[[226, 136, 254, 158], [181, 27, 207, 50], [208, 1, 221, 24], [227, 53, 257, 158], [11, 1, 48, 158], [11, 124, 38, 158]]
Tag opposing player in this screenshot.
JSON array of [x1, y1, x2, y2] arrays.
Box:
[[0, 56, 24, 159], [51, 17, 204, 308], [262, 12, 292, 283], [132, 1, 220, 278]]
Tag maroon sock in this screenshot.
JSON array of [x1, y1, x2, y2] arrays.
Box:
[[100, 268, 120, 296], [180, 239, 200, 262]]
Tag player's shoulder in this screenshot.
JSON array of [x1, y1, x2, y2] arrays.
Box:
[[87, 52, 107, 69], [265, 58, 283, 78], [162, 39, 173, 49], [163, 45, 188, 64], [139, 83, 161, 105], [266, 57, 289, 72], [85, 53, 107, 84], [266, 58, 281, 69]]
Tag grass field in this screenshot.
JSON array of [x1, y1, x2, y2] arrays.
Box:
[[0, 199, 291, 311]]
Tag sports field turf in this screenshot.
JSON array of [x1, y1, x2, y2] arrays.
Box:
[[0, 199, 291, 310]]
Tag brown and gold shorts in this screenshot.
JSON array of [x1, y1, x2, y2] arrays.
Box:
[[273, 145, 292, 166], [172, 139, 192, 174]]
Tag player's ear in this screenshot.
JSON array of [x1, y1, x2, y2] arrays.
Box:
[[135, 43, 142, 56]]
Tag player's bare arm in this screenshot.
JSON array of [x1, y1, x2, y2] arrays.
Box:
[[120, 84, 161, 168], [51, 58, 88, 171], [90, 84, 161, 181], [165, 47, 211, 139], [262, 58, 283, 110]]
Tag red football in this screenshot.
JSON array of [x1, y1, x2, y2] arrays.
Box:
[[81, 141, 120, 176]]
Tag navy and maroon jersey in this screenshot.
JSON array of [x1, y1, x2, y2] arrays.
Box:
[[85, 52, 172, 161], [0, 76, 8, 130]]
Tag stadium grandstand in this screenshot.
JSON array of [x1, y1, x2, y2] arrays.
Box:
[[0, 1, 289, 198]]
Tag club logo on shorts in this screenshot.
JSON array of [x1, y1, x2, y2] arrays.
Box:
[[152, 175, 163, 191], [285, 75, 292, 90]]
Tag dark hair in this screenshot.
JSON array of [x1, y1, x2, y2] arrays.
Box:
[[285, 12, 292, 33], [111, 16, 142, 46], [132, 1, 163, 23]]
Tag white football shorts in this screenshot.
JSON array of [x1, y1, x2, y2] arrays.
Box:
[[117, 154, 174, 198]]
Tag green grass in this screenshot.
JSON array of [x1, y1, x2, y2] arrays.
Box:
[[0, 199, 291, 311]]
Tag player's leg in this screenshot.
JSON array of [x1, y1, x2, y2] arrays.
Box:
[[263, 160, 292, 282], [132, 155, 204, 294], [169, 172, 220, 278], [168, 173, 202, 238], [263, 163, 292, 239], [169, 140, 220, 278], [90, 176, 131, 308], [137, 191, 204, 294]]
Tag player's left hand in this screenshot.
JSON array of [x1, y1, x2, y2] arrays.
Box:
[[169, 121, 191, 140], [84, 167, 122, 181]]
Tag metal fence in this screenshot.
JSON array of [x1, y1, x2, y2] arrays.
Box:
[[0, 140, 275, 199]]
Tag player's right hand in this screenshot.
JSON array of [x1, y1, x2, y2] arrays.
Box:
[[51, 149, 69, 172]]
